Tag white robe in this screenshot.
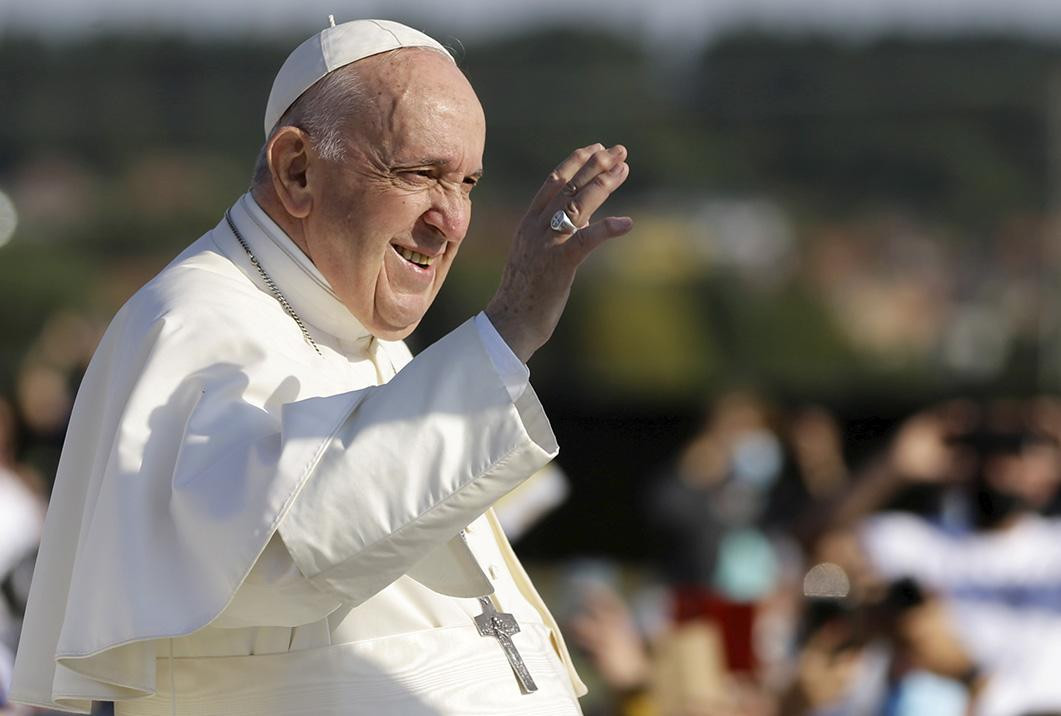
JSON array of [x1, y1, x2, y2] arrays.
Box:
[[11, 193, 586, 714]]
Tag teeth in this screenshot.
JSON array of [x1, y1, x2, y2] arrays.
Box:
[[397, 247, 435, 266]]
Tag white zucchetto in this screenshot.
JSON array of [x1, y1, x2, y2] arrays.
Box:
[[263, 18, 454, 136]]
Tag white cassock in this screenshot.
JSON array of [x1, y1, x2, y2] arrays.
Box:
[[10, 193, 587, 715]]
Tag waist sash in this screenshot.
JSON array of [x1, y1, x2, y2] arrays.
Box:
[[115, 623, 581, 716]]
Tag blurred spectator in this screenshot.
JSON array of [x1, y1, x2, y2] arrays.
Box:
[[565, 394, 855, 715], [570, 580, 777, 716], [569, 584, 655, 715], [567, 395, 1061, 715], [801, 398, 1061, 716], [646, 393, 849, 675], [0, 396, 44, 714], [14, 311, 100, 491], [647, 392, 784, 602]]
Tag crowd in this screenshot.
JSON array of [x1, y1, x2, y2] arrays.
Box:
[[569, 393, 1061, 716], [0, 311, 98, 715]]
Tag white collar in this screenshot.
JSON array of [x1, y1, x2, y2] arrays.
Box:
[[219, 193, 374, 351]]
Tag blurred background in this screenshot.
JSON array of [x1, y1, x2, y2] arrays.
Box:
[[3, 1, 1061, 714]]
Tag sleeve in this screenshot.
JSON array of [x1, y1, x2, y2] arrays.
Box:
[[858, 512, 950, 585], [0, 472, 42, 578], [210, 532, 342, 628], [214, 311, 536, 628], [276, 317, 556, 604]]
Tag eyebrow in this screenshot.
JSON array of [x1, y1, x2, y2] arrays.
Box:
[[410, 158, 483, 179]]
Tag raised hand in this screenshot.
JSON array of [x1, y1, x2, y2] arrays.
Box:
[[889, 400, 979, 484], [485, 143, 632, 362]]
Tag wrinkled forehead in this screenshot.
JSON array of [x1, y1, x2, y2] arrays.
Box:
[[362, 48, 480, 110], [351, 49, 486, 152]]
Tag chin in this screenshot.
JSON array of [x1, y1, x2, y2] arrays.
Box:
[[372, 322, 420, 341], [367, 311, 425, 341], [367, 293, 439, 341], [342, 291, 430, 341]]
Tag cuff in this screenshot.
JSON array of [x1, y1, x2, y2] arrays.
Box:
[[474, 311, 530, 402]]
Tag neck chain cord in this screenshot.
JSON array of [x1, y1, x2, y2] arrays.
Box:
[[225, 211, 323, 356]]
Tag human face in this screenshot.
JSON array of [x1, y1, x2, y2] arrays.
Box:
[[303, 50, 486, 340]]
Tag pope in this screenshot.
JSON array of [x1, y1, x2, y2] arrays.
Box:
[[9, 17, 632, 716]]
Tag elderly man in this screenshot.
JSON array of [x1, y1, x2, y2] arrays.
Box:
[[10, 18, 631, 716]]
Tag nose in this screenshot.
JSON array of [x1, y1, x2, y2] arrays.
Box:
[[421, 187, 470, 243]]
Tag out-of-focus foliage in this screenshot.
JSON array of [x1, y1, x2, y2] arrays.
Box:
[[691, 33, 1056, 227], [2, 26, 1060, 405]]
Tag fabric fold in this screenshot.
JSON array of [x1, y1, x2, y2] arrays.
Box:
[[11, 221, 557, 713], [279, 318, 557, 603]]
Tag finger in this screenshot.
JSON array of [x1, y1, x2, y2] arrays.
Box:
[[564, 144, 627, 199], [561, 161, 630, 228], [528, 143, 604, 215], [568, 216, 634, 263]]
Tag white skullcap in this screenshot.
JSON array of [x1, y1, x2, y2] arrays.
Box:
[[263, 18, 453, 137]]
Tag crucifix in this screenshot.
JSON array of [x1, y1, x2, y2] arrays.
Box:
[[475, 595, 538, 694]]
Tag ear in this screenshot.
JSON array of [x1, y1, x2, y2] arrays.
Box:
[[267, 126, 314, 219]]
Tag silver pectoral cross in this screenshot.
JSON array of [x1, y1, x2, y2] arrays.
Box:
[[475, 596, 538, 694]]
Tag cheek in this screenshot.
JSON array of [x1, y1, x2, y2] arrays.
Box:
[[432, 243, 461, 287], [365, 194, 430, 248]]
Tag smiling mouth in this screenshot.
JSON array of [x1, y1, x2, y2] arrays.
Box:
[[393, 245, 437, 268]]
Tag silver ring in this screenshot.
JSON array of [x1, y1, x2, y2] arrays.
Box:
[[550, 209, 578, 234]]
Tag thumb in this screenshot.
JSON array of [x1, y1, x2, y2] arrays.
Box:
[[569, 216, 634, 263]]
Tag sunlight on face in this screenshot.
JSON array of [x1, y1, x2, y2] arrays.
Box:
[[304, 49, 486, 340]]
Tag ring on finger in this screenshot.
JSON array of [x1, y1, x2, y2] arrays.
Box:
[[550, 209, 578, 234]]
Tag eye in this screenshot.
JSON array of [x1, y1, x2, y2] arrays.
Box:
[[399, 168, 435, 183]]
